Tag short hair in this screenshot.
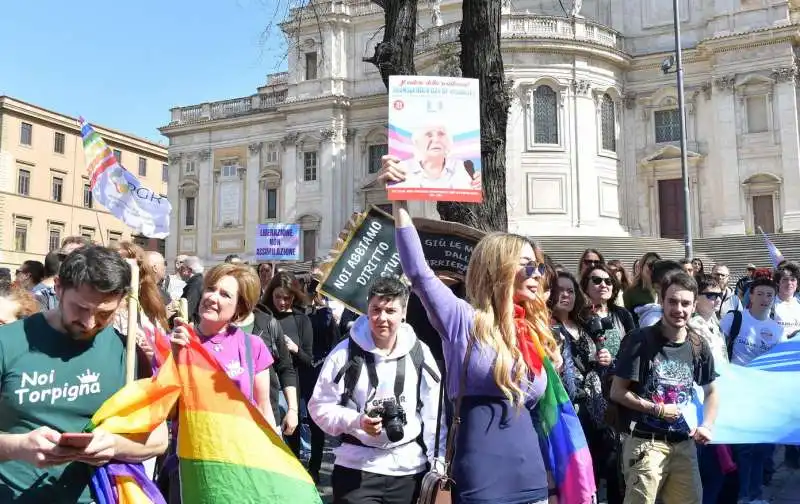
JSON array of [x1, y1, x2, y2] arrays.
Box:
[[652, 260, 683, 286], [750, 276, 777, 294], [660, 271, 698, 301], [58, 245, 131, 297], [774, 262, 800, 285], [43, 251, 62, 278], [0, 283, 40, 320], [61, 235, 92, 249], [203, 264, 261, 322], [21, 260, 45, 285], [184, 256, 204, 274], [367, 276, 409, 306], [679, 258, 691, 266], [696, 274, 720, 294], [224, 254, 241, 264]]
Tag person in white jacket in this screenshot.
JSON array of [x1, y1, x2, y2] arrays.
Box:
[[309, 276, 445, 504]]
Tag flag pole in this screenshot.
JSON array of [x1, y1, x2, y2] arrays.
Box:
[[125, 259, 140, 384]]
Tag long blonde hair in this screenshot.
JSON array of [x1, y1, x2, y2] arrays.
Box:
[[465, 232, 557, 407]]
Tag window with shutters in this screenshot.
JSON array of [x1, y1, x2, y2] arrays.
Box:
[[600, 94, 617, 152], [532, 86, 559, 145], [54, 132, 66, 154], [368, 144, 388, 174], [654, 109, 681, 143]]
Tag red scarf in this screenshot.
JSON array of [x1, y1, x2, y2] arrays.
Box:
[[513, 304, 544, 374]]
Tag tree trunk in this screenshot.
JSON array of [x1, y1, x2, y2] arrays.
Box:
[[436, 0, 510, 232], [364, 0, 418, 87]]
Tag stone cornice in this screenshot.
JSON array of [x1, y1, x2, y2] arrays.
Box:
[[0, 96, 167, 159]]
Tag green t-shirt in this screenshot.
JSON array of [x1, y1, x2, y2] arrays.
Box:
[[0, 313, 129, 504]]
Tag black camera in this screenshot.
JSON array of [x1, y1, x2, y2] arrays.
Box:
[[586, 315, 614, 340], [368, 400, 407, 442]]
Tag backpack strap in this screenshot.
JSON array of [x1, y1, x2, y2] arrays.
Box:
[[243, 331, 255, 402], [726, 310, 743, 360], [334, 338, 378, 411]]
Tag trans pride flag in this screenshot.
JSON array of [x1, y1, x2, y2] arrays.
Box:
[[87, 330, 321, 504], [388, 123, 482, 170], [79, 118, 172, 239], [760, 229, 785, 268], [534, 359, 596, 504]]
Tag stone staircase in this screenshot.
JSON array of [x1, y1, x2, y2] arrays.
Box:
[[535, 232, 800, 283]]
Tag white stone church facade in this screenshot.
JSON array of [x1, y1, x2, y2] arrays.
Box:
[[160, 0, 800, 266]]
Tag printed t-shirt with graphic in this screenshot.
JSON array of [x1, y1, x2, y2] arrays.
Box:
[[773, 296, 800, 340], [720, 310, 784, 366], [0, 313, 131, 504], [199, 327, 273, 401], [614, 325, 716, 435]]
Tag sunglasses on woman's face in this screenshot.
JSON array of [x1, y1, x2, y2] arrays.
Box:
[[520, 261, 546, 278], [590, 276, 613, 286], [583, 259, 601, 268], [701, 292, 722, 300]]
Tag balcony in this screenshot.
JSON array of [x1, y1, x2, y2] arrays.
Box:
[[416, 14, 623, 53], [167, 90, 288, 127], [282, 0, 381, 27]]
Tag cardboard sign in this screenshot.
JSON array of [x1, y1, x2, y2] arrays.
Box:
[[255, 224, 300, 261], [318, 206, 483, 314]]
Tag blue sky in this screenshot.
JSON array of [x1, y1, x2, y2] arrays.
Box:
[[0, 0, 288, 143]]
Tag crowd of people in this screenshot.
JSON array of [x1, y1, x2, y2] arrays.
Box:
[[0, 156, 797, 504]]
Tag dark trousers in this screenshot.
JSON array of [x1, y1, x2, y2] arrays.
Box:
[[585, 424, 624, 504], [307, 414, 326, 477], [332, 465, 424, 504]]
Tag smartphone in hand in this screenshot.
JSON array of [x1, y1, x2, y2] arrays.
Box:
[[57, 433, 94, 449]]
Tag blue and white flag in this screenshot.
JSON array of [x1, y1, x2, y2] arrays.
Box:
[[79, 118, 172, 239]]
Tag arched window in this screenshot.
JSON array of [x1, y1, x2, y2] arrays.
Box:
[[533, 86, 559, 144], [601, 94, 616, 152]]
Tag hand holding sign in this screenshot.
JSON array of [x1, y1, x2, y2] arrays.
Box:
[[379, 155, 407, 188]]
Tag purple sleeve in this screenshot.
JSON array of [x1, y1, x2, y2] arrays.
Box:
[[396, 226, 472, 344], [250, 334, 274, 374]]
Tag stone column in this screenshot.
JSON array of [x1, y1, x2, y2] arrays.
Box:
[[166, 153, 182, 266], [196, 149, 213, 263], [621, 92, 638, 234], [708, 76, 745, 235], [281, 133, 299, 222], [345, 128, 358, 214], [573, 79, 598, 229], [245, 142, 262, 260], [320, 128, 336, 258], [504, 85, 525, 233], [773, 68, 800, 231]]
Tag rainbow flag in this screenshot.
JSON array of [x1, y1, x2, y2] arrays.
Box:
[[79, 118, 172, 238], [87, 334, 321, 504], [534, 359, 596, 504]]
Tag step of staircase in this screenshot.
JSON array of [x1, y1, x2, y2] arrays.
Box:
[[534, 233, 800, 285]]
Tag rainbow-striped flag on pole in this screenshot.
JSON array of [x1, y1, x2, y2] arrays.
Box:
[[79, 118, 172, 238], [87, 333, 321, 504]]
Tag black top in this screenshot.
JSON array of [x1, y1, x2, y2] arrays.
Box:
[[181, 273, 204, 323], [274, 309, 314, 395], [614, 324, 715, 436], [252, 305, 297, 423]]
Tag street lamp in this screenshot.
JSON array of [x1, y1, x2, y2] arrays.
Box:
[[662, 0, 693, 260]]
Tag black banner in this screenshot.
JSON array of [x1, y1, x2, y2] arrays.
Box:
[[318, 206, 483, 314]]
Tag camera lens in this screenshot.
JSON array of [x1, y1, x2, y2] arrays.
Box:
[[381, 401, 406, 442]]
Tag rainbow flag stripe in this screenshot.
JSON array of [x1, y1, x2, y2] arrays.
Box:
[[176, 337, 321, 503], [87, 336, 321, 504], [534, 358, 596, 504]]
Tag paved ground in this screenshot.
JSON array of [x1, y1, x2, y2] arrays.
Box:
[[312, 440, 800, 503]]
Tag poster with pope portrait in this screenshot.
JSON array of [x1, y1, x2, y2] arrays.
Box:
[[387, 76, 482, 203]]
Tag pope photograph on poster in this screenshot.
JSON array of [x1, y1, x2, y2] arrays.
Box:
[[387, 76, 482, 203]]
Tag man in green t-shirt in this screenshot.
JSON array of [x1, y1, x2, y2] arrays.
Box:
[[0, 246, 168, 503]]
